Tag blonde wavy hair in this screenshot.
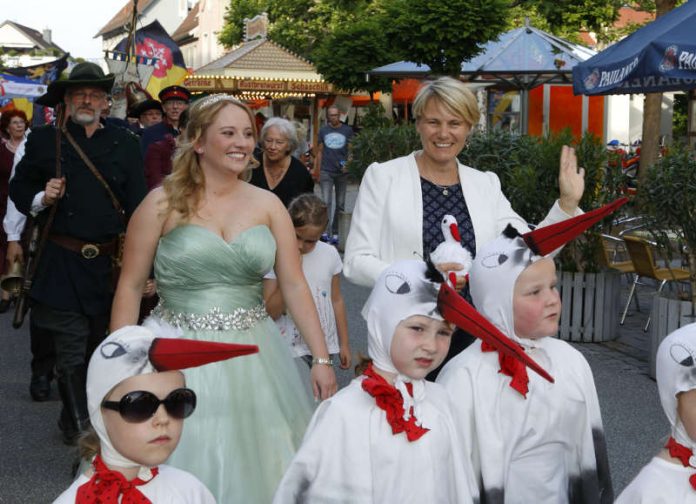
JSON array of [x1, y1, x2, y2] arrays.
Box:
[[162, 94, 259, 220]]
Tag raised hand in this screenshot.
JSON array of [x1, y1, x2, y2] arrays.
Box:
[[558, 145, 585, 215]]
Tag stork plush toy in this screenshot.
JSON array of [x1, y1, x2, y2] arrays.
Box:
[[430, 215, 473, 289]]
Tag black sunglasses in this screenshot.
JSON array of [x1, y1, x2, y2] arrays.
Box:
[[102, 388, 197, 423]]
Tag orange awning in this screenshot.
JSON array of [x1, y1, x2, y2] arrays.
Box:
[[392, 79, 422, 102]]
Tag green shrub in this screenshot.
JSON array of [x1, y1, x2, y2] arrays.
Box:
[[346, 124, 420, 180], [636, 144, 696, 302]]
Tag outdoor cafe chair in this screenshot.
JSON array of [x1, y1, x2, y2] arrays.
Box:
[[621, 235, 691, 332], [599, 234, 639, 316]]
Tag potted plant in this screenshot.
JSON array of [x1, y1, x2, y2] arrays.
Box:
[[635, 145, 696, 377]]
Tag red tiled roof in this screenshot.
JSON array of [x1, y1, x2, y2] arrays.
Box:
[[578, 32, 596, 47], [94, 0, 156, 38], [615, 6, 655, 28], [172, 1, 199, 42], [197, 38, 316, 73]]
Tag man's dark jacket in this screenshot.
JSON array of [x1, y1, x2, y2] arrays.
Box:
[[9, 119, 147, 315]]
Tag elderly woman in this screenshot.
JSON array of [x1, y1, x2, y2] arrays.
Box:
[[250, 117, 314, 207], [0, 109, 29, 312], [344, 76, 584, 371]]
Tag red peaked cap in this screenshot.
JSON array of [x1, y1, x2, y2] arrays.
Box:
[[148, 338, 259, 371], [438, 283, 554, 383], [522, 197, 629, 256]]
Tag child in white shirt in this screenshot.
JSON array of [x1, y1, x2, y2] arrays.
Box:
[[265, 193, 351, 370]]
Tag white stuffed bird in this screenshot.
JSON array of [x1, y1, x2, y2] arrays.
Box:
[[430, 215, 473, 289]]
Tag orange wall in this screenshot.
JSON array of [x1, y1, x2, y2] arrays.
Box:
[[528, 85, 604, 139]]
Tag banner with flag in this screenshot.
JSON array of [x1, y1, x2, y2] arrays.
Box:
[[0, 74, 48, 100], [113, 20, 188, 99], [2, 53, 69, 123], [4, 53, 69, 84]]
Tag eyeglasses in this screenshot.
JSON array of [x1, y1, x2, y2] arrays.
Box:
[[263, 138, 288, 147], [69, 91, 107, 102], [102, 388, 197, 423]]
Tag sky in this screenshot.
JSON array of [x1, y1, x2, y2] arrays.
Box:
[[4, 0, 131, 60]]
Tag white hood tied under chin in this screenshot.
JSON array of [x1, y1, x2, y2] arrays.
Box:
[[87, 324, 259, 470], [361, 259, 443, 424], [657, 323, 696, 460]]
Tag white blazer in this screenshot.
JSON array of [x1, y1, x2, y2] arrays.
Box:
[[344, 152, 577, 287]]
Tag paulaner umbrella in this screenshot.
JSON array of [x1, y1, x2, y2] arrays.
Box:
[[573, 0, 696, 95]]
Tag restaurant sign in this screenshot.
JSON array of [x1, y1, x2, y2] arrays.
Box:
[[184, 76, 334, 94]]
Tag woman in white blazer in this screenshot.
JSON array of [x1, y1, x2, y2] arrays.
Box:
[[345, 76, 584, 287], [344, 76, 585, 373]]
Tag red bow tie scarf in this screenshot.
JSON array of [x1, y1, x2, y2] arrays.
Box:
[[76, 455, 158, 503], [666, 437, 696, 490], [481, 340, 530, 398], [361, 363, 429, 442]]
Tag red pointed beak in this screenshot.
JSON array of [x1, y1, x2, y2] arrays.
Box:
[[437, 283, 554, 383], [449, 223, 462, 243], [149, 338, 259, 371]]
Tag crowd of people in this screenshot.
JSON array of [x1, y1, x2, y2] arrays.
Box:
[[0, 64, 691, 504]]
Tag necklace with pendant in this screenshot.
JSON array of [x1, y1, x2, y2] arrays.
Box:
[[433, 182, 455, 196]]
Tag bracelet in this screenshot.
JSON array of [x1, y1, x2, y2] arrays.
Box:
[[312, 356, 333, 366]]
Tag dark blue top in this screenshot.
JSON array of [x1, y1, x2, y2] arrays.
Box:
[[421, 177, 476, 302]]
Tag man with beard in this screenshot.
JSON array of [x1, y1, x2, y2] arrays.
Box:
[[9, 62, 147, 445]]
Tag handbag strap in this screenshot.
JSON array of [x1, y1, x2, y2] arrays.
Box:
[[61, 126, 126, 224]]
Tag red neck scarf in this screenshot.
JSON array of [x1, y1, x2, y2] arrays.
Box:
[[665, 437, 696, 491], [481, 340, 529, 398], [361, 363, 429, 442], [76, 455, 158, 503]]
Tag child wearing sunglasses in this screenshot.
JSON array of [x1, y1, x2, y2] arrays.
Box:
[[273, 260, 479, 503], [53, 325, 258, 503]]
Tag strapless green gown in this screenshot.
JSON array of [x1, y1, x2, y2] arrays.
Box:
[[151, 224, 314, 503]]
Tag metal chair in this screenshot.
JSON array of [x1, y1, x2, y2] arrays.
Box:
[[599, 234, 635, 275], [621, 235, 691, 331], [600, 234, 640, 319]]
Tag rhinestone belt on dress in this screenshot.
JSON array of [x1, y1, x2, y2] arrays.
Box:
[[151, 302, 268, 331]]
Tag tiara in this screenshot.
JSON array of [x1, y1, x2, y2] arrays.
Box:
[[197, 93, 240, 109]]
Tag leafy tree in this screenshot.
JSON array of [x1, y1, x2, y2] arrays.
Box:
[[382, 0, 509, 76], [521, 0, 623, 34], [219, 0, 268, 47], [312, 15, 394, 94]]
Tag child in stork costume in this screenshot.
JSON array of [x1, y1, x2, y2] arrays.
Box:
[[616, 323, 696, 503], [272, 259, 480, 503], [437, 199, 625, 504], [273, 258, 555, 503], [53, 325, 258, 503]]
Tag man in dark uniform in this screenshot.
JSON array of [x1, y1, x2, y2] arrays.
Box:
[[9, 62, 147, 444], [140, 84, 190, 156], [127, 95, 163, 136]]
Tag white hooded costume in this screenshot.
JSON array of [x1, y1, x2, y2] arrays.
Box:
[[617, 323, 696, 503], [437, 223, 614, 504], [54, 325, 257, 503], [273, 260, 479, 504]]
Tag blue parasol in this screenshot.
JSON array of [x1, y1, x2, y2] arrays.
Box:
[[573, 1, 696, 95]]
